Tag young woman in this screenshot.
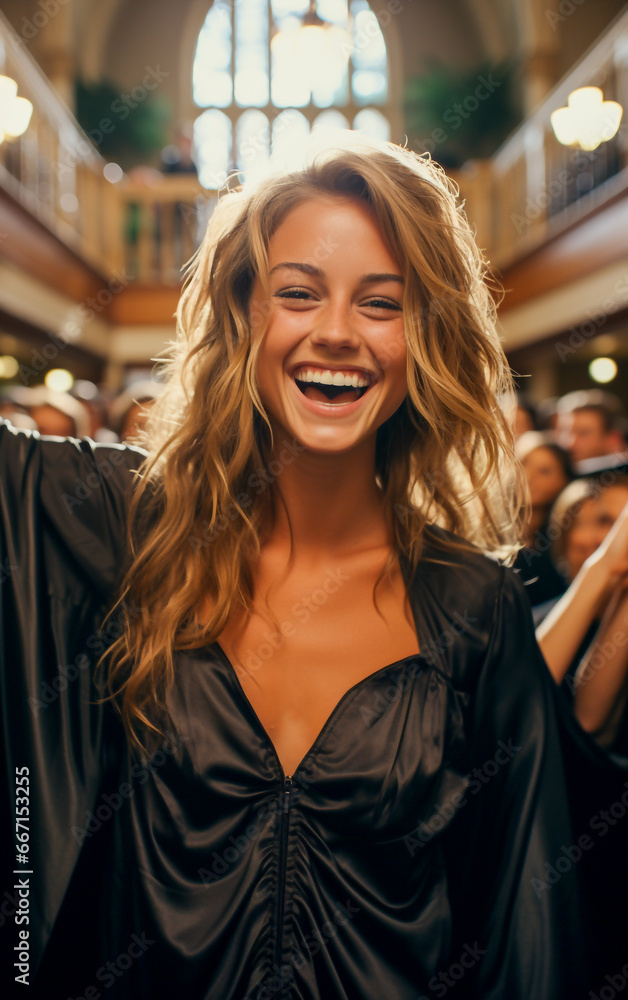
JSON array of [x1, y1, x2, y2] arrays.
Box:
[[2, 133, 624, 1000], [535, 477, 628, 747], [513, 430, 574, 606]]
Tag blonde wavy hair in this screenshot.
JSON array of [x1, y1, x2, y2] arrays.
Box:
[[96, 132, 527, 756]]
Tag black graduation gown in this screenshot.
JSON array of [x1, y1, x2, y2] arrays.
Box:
[[0, 417, 626, 1000]]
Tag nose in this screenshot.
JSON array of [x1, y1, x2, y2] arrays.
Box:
[[309, 298, 360, 351]]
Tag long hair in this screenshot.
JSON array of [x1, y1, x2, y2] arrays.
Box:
[[96, 132, 527, 756]]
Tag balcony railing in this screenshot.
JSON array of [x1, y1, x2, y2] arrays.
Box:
[[455, 6, 628, 269], [121, 174, 211, 283], [0, 10, 123, 274], [0, 10, 211, 284], [1, 8, 627, 289]]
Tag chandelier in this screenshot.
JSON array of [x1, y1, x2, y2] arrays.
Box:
[[270, 0, 353, 99], [550, 86, 622, 152], [0, 75, 33, 144]]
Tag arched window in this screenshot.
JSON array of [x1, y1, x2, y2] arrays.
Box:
[[192, 0, 391, 188]]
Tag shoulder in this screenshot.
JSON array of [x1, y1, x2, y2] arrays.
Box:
[[0, 417, 147, 500], [406, 523, 530, 686], [39, 433, 148, 504], [0, 416, 148, 468], [416, 522, 512, 610], [38, 428, 148, 473]]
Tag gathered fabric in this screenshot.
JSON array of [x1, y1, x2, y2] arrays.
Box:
[[0, 418, 625, 1000]]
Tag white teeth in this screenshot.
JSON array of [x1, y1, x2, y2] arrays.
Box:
[[293, 367, 371, 388]]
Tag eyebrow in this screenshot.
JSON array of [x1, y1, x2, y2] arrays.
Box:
[[269, 262, 404, 285]]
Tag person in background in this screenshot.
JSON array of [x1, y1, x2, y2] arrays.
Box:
[[569, 479, 628, 756], [532, 477, 628, 981], [535, 478, 628, 755], [159, 122, 201, 275], [532, 477, 628, 630], [546, 479, 604, 595], [535, 395, 559, 432], [160, 122, 198, 176], [572, 567, 628, 757], [555, 388, 628, 468], [514, 431, 574, 606], [108, 379, 165, 442], [6, 385, 91, 438], [511, 392, 538, 439]]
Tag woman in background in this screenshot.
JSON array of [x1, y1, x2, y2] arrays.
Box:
[[536, 477, 628, 750], [513, 430, 574, 606]]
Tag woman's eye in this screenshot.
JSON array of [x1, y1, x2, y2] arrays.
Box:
[[272, 290, 402, 311], [364, 299, 402, 311], [274, 289, 314, 301]]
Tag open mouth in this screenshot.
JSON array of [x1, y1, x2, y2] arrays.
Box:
[[293, 376, 373, 406]]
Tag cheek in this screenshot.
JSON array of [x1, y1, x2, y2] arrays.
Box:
[[256, 340, 283, 397], [551, 473, 567, 494], [375, 328, 407, 385], [538, 471, 557, 491], [566, 532, 585, 553]]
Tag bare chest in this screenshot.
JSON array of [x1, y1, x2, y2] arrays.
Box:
[[200, 556, 420, 777]]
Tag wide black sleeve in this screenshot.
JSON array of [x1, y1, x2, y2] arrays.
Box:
[[0, 418, 148, 985], [0, 417, 148, 599], [442, 565, 593, 999]]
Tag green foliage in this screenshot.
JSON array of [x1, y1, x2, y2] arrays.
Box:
[[74, 78, 171, 169], [403, 59, 522, 168]]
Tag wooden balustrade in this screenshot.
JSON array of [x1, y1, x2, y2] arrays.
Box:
[[0, 10, 110, 271], [454, 7, 628, 270], [120, 175, 212, 284], [1, 8, 628, 292]]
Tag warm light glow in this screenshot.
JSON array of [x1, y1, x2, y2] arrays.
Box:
[[45, 368, 74, 392], [0, 76, 18, 105], [271, 2, 352, 103], [0, 355, 19, 378], [73, 379, 98, 400], [551, 86, 623, 151], [590, 334, 619, 353], [103, 162, 124, 183], [59, 193, 79, 213], [0, 76, 33, 143], [588, 357, 618, 383], [3, 96, 33, 137]]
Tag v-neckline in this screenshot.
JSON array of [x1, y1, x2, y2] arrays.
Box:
[[209, 553, 427, 782], [211, 640, 427, 782]]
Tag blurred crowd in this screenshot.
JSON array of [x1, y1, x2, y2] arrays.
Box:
[[2, 377, 628, 762], [0, 379, 164, 444], [511, 387, 628, 763]]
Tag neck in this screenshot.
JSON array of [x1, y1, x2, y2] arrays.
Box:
[[263, 433, 390, 559]]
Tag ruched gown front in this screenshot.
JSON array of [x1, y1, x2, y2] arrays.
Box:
[[0, 417, 626, 1000]]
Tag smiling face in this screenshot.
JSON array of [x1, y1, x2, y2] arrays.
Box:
[[564, 498, 601, 580], [521, 446, 569, 510], [249, 195, 409, 455]]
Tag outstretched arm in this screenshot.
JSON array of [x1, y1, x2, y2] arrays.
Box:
[[0, 416, 147, 597], [0, 417, 147, 982], [572, 584, 628, 749], [536, 500, 628, 683]]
